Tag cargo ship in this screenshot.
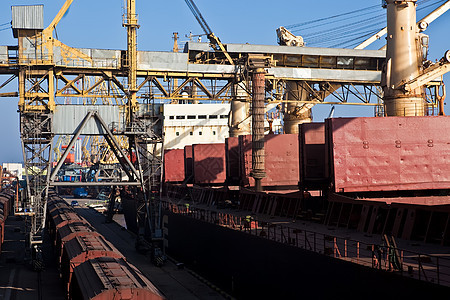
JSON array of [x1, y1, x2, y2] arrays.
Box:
[[1, 0, 450, 299]]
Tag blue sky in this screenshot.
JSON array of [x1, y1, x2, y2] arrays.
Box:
[[0, 0, 449, 163]]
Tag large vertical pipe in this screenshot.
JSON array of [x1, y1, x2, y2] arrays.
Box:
[[283, 81, 312, 134], [251, 69, 266, 192], [229, 81, 251, 137], [383, 0, 425, 116]]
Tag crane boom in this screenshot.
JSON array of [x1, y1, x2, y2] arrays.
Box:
[[184, 0, 234, 65]]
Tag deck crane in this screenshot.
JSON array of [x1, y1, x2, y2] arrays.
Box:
[[184, 0, 234, 65]]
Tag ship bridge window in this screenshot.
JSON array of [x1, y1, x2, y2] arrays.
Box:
[[169, 116, 174, 119], [354, 58, 372, 70], [285, 54, 303, 67], [176, 115, 185, 119], [337, 57, 354, 69], [190, 131, 193, 135], [319, 56, 336, 68], [209, 115, 218, 119], [302, 55, 319, 68], [199, 131, 202, 135], [187, 115, 196, 119], [220, 115, 228, 119], [198, 115, 207, 119]]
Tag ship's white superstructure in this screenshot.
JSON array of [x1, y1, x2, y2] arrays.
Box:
[[163, 103, 230, 149]]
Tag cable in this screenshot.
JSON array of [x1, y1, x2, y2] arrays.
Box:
[[291, 10, 384, 34], [0, 27, 11, 32], [302, 13, 385, 39], [292, 0, 446, 48], [0, 21, 11, 27], [285, 4, 380, 30]]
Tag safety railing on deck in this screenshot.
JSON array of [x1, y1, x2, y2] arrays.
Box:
[[162, 200, 450, 287]]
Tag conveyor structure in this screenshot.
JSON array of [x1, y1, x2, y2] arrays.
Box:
[[0, 0, 448, 267]]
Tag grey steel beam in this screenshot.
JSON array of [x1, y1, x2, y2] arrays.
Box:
[[93, 112, 142, 181], [49, 110, 94, 182]]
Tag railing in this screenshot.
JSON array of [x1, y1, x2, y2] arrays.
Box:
[[162, 200, 450, 287], [0, 54, 120, 69]]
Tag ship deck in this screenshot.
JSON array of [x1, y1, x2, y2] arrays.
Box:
[[162, 195, 450, 288]]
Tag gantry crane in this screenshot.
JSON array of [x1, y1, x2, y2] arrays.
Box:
[[1, 0, 449, 268]]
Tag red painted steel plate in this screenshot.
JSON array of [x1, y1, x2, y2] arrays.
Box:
[[184, 145, 193, 182], [225, 137, 240, 182], [239, 134, 299, 187], [299, 122, 326, 183], [164, 149, 185, 182], [327, 116, 450, 193], [192, 143, 226, 184]]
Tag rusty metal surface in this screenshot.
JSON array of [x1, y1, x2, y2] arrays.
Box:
[[184, 145, 193, 184], [240, 134, 299, 188], [53, 212, 86, 230], [164, 149, 185, 182], [70, 257, 164, 300], [225, 137, 240, 184], [61, 235, 123, 287], [251, 69, 267, 191], [56, 222, 100, 258], [327, 116, 450, 193], [192, 143, 226, 184], [299, 122, 326, 186]]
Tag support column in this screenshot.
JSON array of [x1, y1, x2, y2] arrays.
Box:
[[251, 68, 266, 192], [48, 69, 55, 111], [383, 0, 425, 116], [283, 81, 312, 134], [229, 81, 251, 137]]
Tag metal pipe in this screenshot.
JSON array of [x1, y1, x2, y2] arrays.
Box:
[[383, 0, 425, 116], [251, 68, 266, 192], [283, 81, 312, 134]]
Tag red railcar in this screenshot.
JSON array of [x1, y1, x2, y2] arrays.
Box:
[[70, 257, 164, 300], [0, 189, 15, 252], [56, 221, 100, 261], [61, 235, 124, 292]]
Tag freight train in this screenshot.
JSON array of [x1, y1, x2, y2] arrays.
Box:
[[164, 116, 450, 246], [0, 188, 14, 254], [46, 192, 164, 300]]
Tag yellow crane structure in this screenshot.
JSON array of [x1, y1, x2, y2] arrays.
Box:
[[0, 0, 448, 266]]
